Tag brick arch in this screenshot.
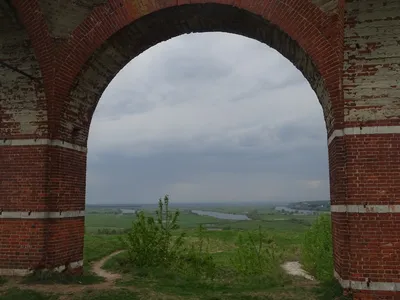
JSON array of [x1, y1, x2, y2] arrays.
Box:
[[5, 2, 400, 299], [53, 1, 340, 145]]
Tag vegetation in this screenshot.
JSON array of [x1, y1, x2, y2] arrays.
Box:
[[122, 195, 186, 268], [21, 270, 103, 285], [288, 200, 330, 212], [0, 288, 59, 300], [1, 198, 348, 300], [230, 226, 284, 285], [301, 214, 334, 282]]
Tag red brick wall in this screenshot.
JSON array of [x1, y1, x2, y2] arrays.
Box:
[[0, 145, 86, 272], [52, 0, 340, 143], [0, 146, 86, 211], [331, 0, 400, 298], [2, 1, 400, 298], [0, 218, 84, 271], [0, 146, 48, 211]]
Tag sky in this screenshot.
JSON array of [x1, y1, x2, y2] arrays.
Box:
[[86, 32, 329, 205]]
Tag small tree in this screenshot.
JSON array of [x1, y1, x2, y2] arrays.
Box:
[[230, 226, 284, 286], [301, 214, 333, 282], [173, 225, 216, 279], [121, 195, 185, 268], [155, 195, 185, 263]]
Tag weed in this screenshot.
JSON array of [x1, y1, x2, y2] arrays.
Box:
[[121, 195, 186, 268], [0, 276, 7, 285], [301, 214, 333, 282], [0, 288, 58, 300], [21, 269, 103, 285], [173, 225, 217, 279], [230, 226, 286, 287], [73, 288, 140, 300]]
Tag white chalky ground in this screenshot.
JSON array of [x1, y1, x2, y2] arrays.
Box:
[[281, 261, 315, 281]]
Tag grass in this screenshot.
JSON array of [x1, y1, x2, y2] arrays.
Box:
[[312, 279, 353, 300], [20, 234, 122, 285], [2, 202, 346, 300], [21, 270, 104, 285], [0, 288, 59, 300], [105, 259, 314, 300], [301, 214, 334, 282], [73, 289, 141, 300], [83, 234, 123, 263], [100, 199, 344, 300]]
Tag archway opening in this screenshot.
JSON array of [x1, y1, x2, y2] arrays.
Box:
[[87, 31, 329, 207], [84, 30, 331, 298], [54, 2, 341, 298], [66, 3, 335, 146]]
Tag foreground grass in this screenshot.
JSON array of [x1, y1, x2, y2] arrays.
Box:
[[20, 235, 122, 285], [1, 205, 346, 300], [0, 277, 7, 285], [103, 251, 314, 300], [84, 234, 123, 263], [73, 289, 141, 300], [21, 271, 104, 285], [0, 288, 59, 300], [102, 244, 342, 300]]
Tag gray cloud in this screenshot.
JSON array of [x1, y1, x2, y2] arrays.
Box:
[[87, 32, 329, 204]]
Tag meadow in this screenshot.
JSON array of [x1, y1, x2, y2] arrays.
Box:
[[0, 198, 348, 300]]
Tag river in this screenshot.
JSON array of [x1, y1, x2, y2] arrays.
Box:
[[191, 210, 251, 220]]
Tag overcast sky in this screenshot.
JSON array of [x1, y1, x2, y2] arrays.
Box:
[[86, 32, 329, 205]]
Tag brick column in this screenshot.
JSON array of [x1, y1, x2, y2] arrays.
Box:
[[330, 129, 400, 299], [335, 0, 400, 297], [0, 141, 87, 275]]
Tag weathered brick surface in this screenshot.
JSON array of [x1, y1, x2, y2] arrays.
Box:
[[0, 143, 86, 272], [51, 0, 340, 143], [0, 146, 86, 211], [343, 0, 400, 128], [333, 213, 400, 281], [0, 2, 48, 139], [0, 146, 48, 211], [65, 3, 336, 146], [2, 1, 400, 298], [329, 3, 400, 297], [0, 218, 84, 270], [331, 212, 349, 277], [312, 0, 338, 13], [329, 134, 400, 206], [38, 0, 107, 39], [330, 133, 400, 293], [46, 146, 87, 211], [347, 214, 400, 283], [353, 290, 400, 300]]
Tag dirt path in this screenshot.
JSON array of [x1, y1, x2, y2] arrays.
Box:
[[281, 261, 315, 281], [91, 250, 125, 282], [0, 251, 315, 298], [0, 250, 128, 296]]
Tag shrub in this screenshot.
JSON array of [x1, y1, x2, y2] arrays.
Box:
[[173, 225, 216, 279], [120, 195, 218, 281], [0, 277, 7, 285], [301, 214, 333, 282], [121, 195, 185, 268], [230, 226, 284, 286]]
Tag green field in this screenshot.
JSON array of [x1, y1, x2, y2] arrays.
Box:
[[0, 201, 345, 300]]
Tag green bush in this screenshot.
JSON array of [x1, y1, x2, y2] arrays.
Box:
[[121, 195, 216, 280], [121, 195, 185, 268], [230, 226, 284, 286], [173, 225, 216, 279], [301, 214, 334, 282]]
